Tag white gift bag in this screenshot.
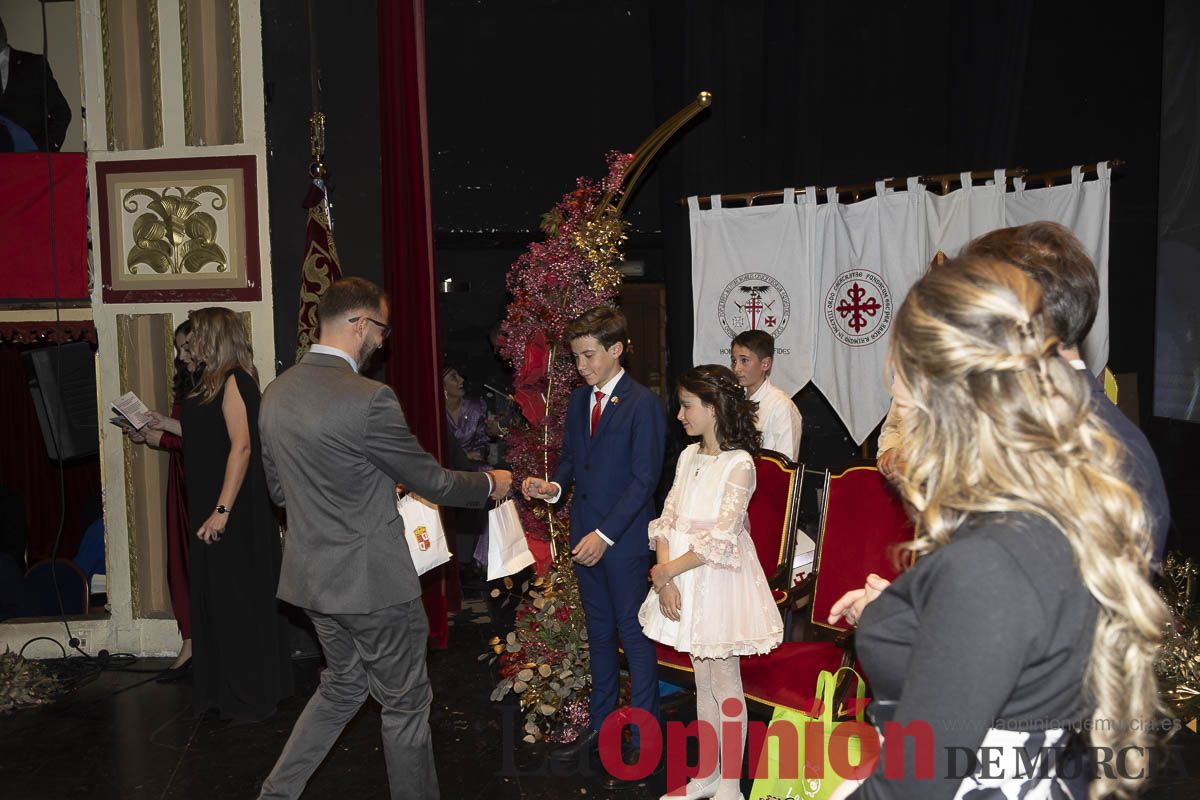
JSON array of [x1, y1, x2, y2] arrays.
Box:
[[487, 499, 535, 581], [397, 493, 452, 576]]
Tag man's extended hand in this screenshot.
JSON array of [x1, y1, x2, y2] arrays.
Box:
[[521, 477, 558, 501], [487, 470, 512, 500], [572, 531, 609, 567]]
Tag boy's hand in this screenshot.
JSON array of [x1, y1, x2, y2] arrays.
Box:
[[522, 477, 558, 501], [572, 531, 608, 567]]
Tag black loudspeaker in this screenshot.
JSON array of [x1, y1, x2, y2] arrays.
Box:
[[21, 342, 99, 462]]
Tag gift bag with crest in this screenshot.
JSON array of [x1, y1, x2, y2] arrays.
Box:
[[749, 667, 868, 800], [396, 492, 451, 576], [486, 499, 535, 581]]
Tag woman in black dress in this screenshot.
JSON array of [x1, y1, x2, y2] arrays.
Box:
[[183, 307, 292, 723], [828, 257, 1166, 800]]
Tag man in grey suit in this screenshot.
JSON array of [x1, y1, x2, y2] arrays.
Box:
[[257, 277, 511, 800]]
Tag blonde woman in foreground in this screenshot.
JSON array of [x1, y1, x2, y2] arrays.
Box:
[[830, 256, 1166, 800]]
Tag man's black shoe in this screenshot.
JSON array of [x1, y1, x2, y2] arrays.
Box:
[[601, 745, 664, 789], [550, 728, 600, 762]]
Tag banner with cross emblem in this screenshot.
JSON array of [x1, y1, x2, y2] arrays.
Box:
[[812, 180, 928, 443], [689, 190, 818, 395], [687, 166, 1112, 444]]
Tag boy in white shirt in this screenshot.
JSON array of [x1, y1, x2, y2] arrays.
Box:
[[729, 331, 803, 461]]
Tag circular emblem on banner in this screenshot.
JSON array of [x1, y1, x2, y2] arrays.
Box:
[[824, 269, 893, 347], [717, 272, 791, 340]]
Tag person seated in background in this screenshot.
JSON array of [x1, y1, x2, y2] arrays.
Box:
[[443, 364, 495, 577], [0, 113, 37, 152], [875, 378, 909, 479], [0, 16, 72, 152], [443, 365, 491, 464], [729, 330, 802, 460]]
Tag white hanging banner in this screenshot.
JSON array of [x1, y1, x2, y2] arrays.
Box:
[[812, 179, 928, 444], [924, 169, 1008, 261], [689, 190, 816, 395], [1004, 163, 1111, 369], [687, 168, 1112, 442]]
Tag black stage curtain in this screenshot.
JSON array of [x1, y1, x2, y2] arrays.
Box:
[[649, 0, 1035, 376], [646, 0, 1165, 437]]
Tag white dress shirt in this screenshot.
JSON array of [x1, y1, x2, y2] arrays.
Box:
[[309, 343, 359, 373], [749, 378, 803, 461], [548, 369, 625, 545]]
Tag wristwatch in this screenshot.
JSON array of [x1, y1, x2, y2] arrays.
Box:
[[215, 504, 230, 515]]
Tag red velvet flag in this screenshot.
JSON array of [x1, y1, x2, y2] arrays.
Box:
[[295, 179, 343, 361]]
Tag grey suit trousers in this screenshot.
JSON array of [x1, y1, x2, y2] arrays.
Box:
[[258, 599, 437, 800]]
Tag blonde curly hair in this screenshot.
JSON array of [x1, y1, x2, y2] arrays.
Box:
[[888, 255, 1166, 799], [188, 307, 258, 404]]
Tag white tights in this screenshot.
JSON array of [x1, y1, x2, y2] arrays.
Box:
[[692, 655, 747, 800]]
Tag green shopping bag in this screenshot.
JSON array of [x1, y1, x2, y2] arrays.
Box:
[[748, 667, 871, 800]]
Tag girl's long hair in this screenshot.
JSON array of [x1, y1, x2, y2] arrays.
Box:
[[188, 307, 257, 403], [678, 364, 762, 454], [171, 319, 202, 401], [889, 255, 1166, 799]]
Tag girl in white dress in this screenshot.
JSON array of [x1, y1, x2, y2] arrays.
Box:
[[639, 365, 784, 800]]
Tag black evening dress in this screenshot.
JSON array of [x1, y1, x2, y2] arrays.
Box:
[[182, 368, 293, 721]]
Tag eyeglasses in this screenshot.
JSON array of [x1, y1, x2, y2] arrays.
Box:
[[349, 316, 392, 339]]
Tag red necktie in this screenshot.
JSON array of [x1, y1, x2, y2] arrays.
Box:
[[590, 391, 605, 436]]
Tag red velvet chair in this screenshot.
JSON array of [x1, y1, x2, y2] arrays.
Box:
[[808, 465, 914, 634], [746, 450, 806, 614], [740, 464, 914, 715]]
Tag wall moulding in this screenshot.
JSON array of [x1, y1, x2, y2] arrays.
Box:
[[96, 155, 262, 303]]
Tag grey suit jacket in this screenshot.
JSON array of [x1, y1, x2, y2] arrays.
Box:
[[259, 352, 491, 614]]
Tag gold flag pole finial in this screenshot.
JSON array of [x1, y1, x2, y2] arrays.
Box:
[[309, 112, 328, 179]]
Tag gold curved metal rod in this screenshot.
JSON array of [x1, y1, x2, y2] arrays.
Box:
[[605, 94, 708, 196], [592, 99, 703, 212], [613, 91, 712, 216]]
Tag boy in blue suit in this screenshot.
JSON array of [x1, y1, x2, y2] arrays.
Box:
[[522, 306, 665, 778]]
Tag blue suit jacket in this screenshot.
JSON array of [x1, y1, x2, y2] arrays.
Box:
[[552, 373, 665, 558]]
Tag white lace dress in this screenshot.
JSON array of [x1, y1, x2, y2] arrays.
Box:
[[638, 445, 784, 659]]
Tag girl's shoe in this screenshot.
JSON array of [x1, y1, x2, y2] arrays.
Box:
[[659, 773, 719, 800]]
